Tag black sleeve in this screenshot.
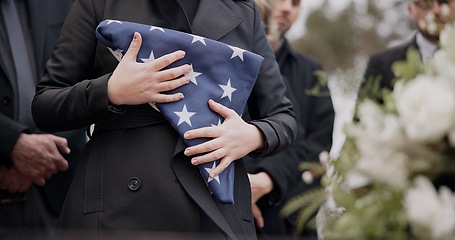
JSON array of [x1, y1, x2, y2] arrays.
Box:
[[0, 114, 27, 165]]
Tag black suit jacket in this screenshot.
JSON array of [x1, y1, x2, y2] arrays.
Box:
[[0, 0, 85, 215], [32, 0, 297, 239], [362, 36, 418, 96]]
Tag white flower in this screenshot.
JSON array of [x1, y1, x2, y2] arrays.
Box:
[[441, 4, 451, 19], [355, 149, 409, 189], [345, 171, 370, 189], [319, 151, 330, 166], [356, 100, 405, 146], [432, 51, 455, 82], [302, 171, 314, 184], [379, 114, 405, 144], [395, 76, 455, 143], [433, 23, 455, 81], [405, 176, 455, 239], [357, 100, 385, 137]]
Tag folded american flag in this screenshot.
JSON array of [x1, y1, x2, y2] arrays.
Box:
[[96, 19, 263, 204]]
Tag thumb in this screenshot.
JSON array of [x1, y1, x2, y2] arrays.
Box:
[[123, 32, 142, 62]]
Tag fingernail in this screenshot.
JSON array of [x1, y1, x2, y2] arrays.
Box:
[[209, 172, 216, 178], [133, 32, 138, 40], [191, 159, 197, 165], [179, 50, 186, 57], [184, 132, 190, 138], [184, 149, 190, 155]]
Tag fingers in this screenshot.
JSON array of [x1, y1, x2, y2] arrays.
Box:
[[209, 158, 233, 178], [152, 92, 185, 103], [0, 168, 20, 193], [155, 64, 191, 83], [49, 135, 71, 154], [47, 135, 70, 171], [188, 148, 227, 166], [156, 75, 190, 92], [151, 50, 186, 71], [123, 32, 142, 62], [252, 203, 264, 228], [33, 178, 46, 187], [10, 168, 32, 193], [208, 99, 237, 119], [184, 126, 220, 141]]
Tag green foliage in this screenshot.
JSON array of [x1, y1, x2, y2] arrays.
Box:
[[299, 161, 326, 177], [306, 70, 331, 97], [280, 187, 327, 233], [326, 188, 409, 240], [392, 48, 424, 82]]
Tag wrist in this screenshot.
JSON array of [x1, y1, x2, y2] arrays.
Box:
[[248, 124, 265, 151]]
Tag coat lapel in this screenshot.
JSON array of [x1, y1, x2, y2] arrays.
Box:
[[172, 152, 237, 240], [191, 0, 243, 40]]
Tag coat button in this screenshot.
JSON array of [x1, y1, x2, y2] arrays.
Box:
[[128, 177, 141, 191], [3, 96, 11, 105]]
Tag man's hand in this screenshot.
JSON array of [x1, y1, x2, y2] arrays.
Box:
[[248, 172, 274, 228], [0, 166, 33, 193], [10, 133, 70, 186]]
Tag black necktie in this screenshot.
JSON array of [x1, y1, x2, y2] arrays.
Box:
[[1, 0, 36, 130]]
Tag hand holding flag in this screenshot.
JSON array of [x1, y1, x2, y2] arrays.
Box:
[[96, 20, 264, 204]]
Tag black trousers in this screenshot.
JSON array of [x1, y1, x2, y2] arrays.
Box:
[[0, 186, 57, 240]]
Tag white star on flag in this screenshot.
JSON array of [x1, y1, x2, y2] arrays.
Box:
[[185, 64, 202, 85], [107, 20, 122, 25], [141, 51, 156, 63], [150, 26, 165, 32], [211, 119, 222, 127], [229, 46, 246, 61], [219, 79, 237, 101], [205, 162, 221, 184], [191, 35, 207, 46], [174, 104, 196, 126]]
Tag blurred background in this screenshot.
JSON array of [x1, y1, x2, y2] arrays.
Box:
[[287, 0, 412, 156]]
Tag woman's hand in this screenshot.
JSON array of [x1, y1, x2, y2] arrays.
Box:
[[183, 100, 264, 178], [108, 32, 191, 105]]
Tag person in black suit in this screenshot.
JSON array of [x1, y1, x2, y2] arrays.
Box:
[[0, 0, 86, 238], [362, 0, 455, 99], [245, 0, 334, 238], [31, 0, 297, 239]]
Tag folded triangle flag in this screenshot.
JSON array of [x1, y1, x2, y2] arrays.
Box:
[[96, 19, 264, 204]]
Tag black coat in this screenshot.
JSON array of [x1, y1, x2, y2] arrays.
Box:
[[362, 36, 418, 95], [32, 0, 297, 239], [0, 0, 86, 215]]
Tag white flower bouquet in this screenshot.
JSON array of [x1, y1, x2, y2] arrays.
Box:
[[282, 19, 455, 240], [320, 21, 455, 240]]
